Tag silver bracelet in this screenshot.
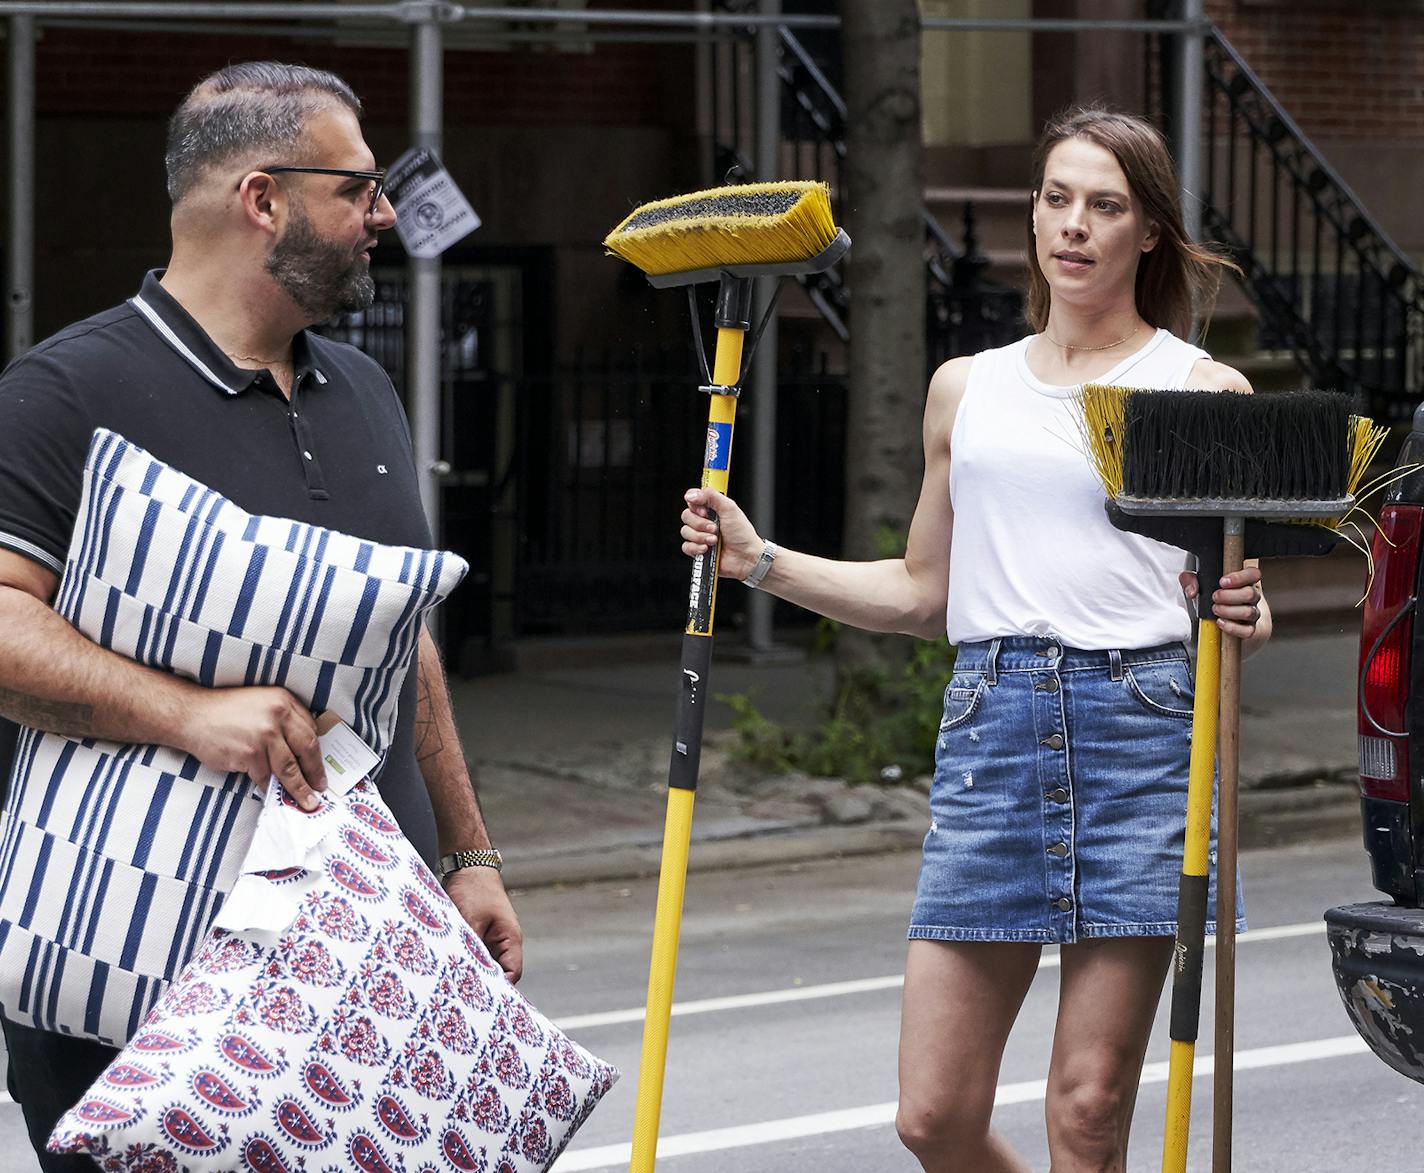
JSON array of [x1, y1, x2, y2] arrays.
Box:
[[742, 540, 778, 589]]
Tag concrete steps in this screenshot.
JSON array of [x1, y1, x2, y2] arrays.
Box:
[[1200, 280, 1311, 392]]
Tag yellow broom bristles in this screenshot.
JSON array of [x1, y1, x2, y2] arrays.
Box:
[[1347, 414, 1390, 497], [603, 180, 839, 277], [1075, 381, 1131, 499]]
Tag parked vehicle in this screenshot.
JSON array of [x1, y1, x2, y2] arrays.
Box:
[[1325, 405, 1424, 1082]]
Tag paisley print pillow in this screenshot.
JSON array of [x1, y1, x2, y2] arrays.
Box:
[[48, 778, 618, 1172]]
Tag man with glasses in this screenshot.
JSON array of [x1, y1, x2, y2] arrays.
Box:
[[0, 62, 520, 1170]]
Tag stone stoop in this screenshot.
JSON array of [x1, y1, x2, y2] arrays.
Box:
[[1199, 280, 1310, 393]]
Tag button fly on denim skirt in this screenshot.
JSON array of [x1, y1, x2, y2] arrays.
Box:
[[1047, 841, 1069, 857], [1035, 677, 1059, 693], [1041, 733, 1064, 750], [1054, 897, 1073, 912], [1047, 787, 1069, 804]]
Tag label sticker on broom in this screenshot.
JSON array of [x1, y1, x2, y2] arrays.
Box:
[[704, 422, 732, 471], [385, 147, 481, 259]]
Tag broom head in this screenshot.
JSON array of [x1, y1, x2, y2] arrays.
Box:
[[1076, 384, 1387, 524], [603, 180, 849, 287]]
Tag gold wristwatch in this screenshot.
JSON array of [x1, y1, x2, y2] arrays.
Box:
[[437, 848, 503, 879]]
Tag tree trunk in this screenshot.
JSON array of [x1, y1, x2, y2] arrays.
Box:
[[837, 0, 926, 674]]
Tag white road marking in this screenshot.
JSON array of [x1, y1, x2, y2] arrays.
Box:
[[554, 974, 906, 1031], [0, 927, 1331, 1123], [554, 1034, 1370, 1170], [554, 920, 1325, 1031]]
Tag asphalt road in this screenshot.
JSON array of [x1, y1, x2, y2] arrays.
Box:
[[525, 838, 1421, 1172], [2, 837, 1418, 1172]]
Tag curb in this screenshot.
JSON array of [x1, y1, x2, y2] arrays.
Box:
[[1239, 779, 1362, 851], [501, 779, 1365, 891], [503, 821, 926, 890]]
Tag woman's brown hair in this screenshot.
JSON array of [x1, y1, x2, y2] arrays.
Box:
[[1025, 105, 1238, 340]]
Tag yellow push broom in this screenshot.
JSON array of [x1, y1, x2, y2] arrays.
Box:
[[603, 180, 849, 1173], [1075, 385, 1386, 1173]]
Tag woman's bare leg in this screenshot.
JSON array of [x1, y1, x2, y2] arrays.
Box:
[[897, 939, 1042, 1173], [1044, 937, 1174, 1172]]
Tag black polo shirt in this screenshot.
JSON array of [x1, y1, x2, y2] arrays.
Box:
[[0, 270, 441, 863]]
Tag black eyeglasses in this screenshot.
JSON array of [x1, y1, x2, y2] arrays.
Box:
[[260, 166, 388, 215]]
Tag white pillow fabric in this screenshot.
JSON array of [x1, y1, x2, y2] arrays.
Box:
[[0, 428, 466, 1045]]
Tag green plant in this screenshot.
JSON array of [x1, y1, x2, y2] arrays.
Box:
[[722, 634, 957, 786]]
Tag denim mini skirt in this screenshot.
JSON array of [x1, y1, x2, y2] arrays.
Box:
[[909, 636, 1245, 945]]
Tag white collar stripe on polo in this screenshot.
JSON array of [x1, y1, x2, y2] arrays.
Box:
[[128, 295, 239, 396]]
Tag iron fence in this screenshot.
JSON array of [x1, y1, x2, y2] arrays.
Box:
[[326, 277, 848, 641], [1148, 3, 1424, 419]]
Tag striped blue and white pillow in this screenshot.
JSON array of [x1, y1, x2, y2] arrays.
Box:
[[0, 428, 467, 1045]]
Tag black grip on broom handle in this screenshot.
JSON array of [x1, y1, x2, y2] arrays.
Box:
[[1195, 540, 1225, 624], [670, 632, 713, 792], [670, 521, 721, 792], [1169, 872, 1210, 1041]]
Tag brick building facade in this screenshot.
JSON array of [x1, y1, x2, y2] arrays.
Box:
[[1204, 0, 1424, 253]]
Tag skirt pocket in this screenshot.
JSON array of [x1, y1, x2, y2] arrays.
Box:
[[1123, 659, 1195, 720], [940, 674, 987, 732]]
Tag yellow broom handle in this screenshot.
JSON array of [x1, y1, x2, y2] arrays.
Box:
[[629, 322, 745, 1173], [629, 788, 696, 1173], [1163, 616, 1221, 1173]]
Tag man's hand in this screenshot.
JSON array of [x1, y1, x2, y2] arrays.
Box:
[[182, 686, 326, 810], [443, 866, 524, 984]]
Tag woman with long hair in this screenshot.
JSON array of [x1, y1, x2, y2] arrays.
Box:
[[679, 105, 1266, 1171]]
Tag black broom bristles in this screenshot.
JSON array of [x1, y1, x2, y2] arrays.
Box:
[[1118, 389, 1354, 504]]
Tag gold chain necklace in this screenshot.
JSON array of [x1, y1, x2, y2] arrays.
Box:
[[226, 351, 291, 367], [1043, 323, 1144, 353]]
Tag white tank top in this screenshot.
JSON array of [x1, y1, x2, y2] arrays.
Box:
[[944, 328, 1209, 649]]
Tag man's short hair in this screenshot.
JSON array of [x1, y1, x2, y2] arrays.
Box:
[[165, 62, 362, 205]]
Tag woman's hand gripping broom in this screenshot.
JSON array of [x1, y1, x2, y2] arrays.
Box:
[[603, 182, 849, 1173], [1075, 384, 1386, 1173]]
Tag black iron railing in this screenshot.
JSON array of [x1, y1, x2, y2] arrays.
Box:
[[1149, 7, 1424, 420], [1200, 27, 1423, 420], [327, 280, 848, 639], [514, 347, 847, 634]]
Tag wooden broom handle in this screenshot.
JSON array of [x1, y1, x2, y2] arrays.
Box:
[[1213, 519, 1245, 1173]]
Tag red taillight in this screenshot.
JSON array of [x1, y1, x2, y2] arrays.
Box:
[[1359, 504, 1423, 802]]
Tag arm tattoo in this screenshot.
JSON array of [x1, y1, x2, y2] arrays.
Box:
[[414, 657, 447, 766], [0, 687, 96, 735]]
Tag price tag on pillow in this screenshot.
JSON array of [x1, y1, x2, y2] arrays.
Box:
[[313, 711, 381, 796], [215, 716, 382, 938]]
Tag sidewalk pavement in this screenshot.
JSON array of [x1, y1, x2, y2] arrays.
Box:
[[448, 620, 1368, 891]]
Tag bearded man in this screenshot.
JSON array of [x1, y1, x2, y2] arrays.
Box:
[[0, 62, 521, 1171]]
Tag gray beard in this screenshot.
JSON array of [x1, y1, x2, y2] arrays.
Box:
[[266, 205, 375, 322]]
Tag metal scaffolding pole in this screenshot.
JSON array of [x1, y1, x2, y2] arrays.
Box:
[[0, 2, 1196, 35], [0, 2, 408, 17], [746, 0, 779, 652], [1176, 0, 1205, 244], [6, 13, 35, 361], [408, 13, 445, 535]]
